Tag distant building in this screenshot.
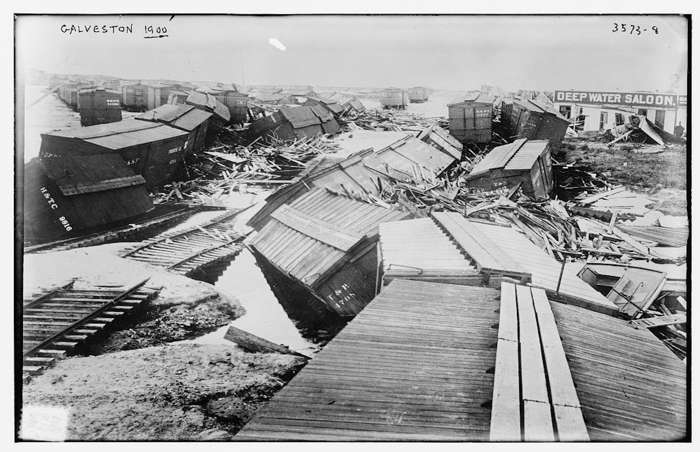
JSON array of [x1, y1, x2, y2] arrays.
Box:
[[553, 90, 687, 135]]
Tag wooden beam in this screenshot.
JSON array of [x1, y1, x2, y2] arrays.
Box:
[[271, 204, 362, 252]]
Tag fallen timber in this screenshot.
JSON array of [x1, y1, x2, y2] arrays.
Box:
[[22, 279, 160, 379], [120, 208, 248, 276], [224, 326, 310, 359], [237, 279, 686, 441]]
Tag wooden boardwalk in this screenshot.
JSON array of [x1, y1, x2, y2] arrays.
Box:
[[236, 280, 500, 441]]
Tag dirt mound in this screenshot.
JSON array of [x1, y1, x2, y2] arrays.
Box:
[[21, 343, 306, 440]]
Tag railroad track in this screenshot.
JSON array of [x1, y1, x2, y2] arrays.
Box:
[[22, 279, 160, 379], [120, 209, 248, 276]]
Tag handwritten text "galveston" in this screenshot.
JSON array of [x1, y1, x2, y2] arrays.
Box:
[[60, 24, 134, 35]]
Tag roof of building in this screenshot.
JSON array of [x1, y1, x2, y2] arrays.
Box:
[[467, 138, 549, 178], [431, 211, 618, 314], [278, 106, 322, 129], [249, 187, 409, 289], [448, 92, 495, 106]]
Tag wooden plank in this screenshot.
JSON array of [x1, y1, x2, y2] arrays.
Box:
[[630, 313, 686, 329], [531, 287, 589, 441], [490, 338, 521, 441], [498, 282, 518, 342], [515, 285, 548, 403], [271, 205, 362, 252], [523, 400, 555, 441]]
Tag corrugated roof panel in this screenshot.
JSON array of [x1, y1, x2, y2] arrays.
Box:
[[84, 124, 188, 150], [378, 137, 456, 175], [432, 212, 618, 313], [279, 106, 322, 129], [503, 140, 549, 171], [467, 138, 528, 178], [250, 188, 409, 287]]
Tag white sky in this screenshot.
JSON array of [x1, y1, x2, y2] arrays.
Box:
[[16, 15, 688, 92]]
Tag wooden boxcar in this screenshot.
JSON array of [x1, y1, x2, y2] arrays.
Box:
[[448, 93, 495, 144], [145, 82, 171, 110], [251, 106, 324, 141], [40, 118, 190, 189], [248, 187, 411, 316], [121, 82, 148, 111], [135, 103, 212, 155], [465, 138, 553, 199], [407, 86, 429, 103], [78, 88, 123, 126], [23, 155, 153, 242], [501, 98, 570, 149], [380, 88, 408, 109]]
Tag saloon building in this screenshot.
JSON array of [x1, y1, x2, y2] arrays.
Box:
[[553, 90, 687, 135]]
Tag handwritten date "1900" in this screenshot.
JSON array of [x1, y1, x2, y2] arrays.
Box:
[[612, 23, 659, 35]]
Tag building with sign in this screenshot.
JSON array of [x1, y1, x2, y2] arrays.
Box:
[[553, 90, 687, 136]]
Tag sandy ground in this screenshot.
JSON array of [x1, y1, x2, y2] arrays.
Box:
[[21, 343, 306, 440]]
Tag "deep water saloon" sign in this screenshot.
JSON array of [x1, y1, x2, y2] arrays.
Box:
[[554, 90, 684, 108]]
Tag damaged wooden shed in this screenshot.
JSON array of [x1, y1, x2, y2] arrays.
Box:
[[448, 93, 495, 144], [135, 103, 213, 155], [251, 106, 324, 141], [248, 187, 410, 317], [465, 138, 553, 199], [247, 131, 461, 231], [501, 98, 570, 149], [23, 154, 153, 242], [40, 118, 191, 189]]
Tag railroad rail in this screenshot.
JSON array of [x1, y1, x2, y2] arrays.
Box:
[[22, 279, 160, 379], [119, 209, 249, 276]]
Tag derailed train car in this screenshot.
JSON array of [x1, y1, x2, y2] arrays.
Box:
[[135, 103, 213, 155], [23, 155, 153, 242], [40, 118, 191, 190]]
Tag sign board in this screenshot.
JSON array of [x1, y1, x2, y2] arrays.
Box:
[[554, 90, 684, 109]]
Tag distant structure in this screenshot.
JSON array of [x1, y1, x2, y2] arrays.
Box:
[[380, 88, 408, 109], [78, 88, 122, 126], [407, 87, 429, 103]]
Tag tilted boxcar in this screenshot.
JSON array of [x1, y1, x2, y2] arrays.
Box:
[[121, 82, 148, 111], [448, 93, 495, 144], [501, 98, 570, 149], [251, 106, 324, 141], [202, 84, 249, 124], [78, 87, 123, 126], [40, 118, 190, 189], [380, 88, 409, 109], [23, 155, 153, 242], [248, 187, 411, 317], [465, 138, 553, 199], [135, 103, 213, 155]]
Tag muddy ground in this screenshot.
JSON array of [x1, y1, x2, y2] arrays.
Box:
[[560, 140, 687, 216], [21, 343, 306, 440]]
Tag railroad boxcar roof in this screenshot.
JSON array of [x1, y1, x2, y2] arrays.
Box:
[[44, 118, 161, 140], [136, 103, 213, 131], [448, 92, 495, 107], [308, 104, 334, 123], [84, 124, 188, 150], [467, 138, 528, 177], [249, 187, 410, 288]]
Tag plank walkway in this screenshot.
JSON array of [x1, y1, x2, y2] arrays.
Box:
[[490, 282, 588, 441], [236, 280, 500, 441]]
